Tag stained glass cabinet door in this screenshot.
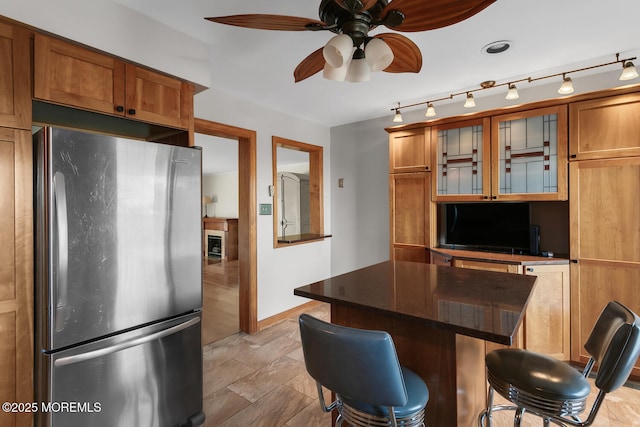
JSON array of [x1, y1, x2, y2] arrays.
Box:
[[491, 106, 568, 201], [432, 118, 491, 201]]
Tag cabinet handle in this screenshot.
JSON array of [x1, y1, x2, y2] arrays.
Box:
[[425, 166, 429, 171], [483, 196, 489, 199], [570, 259, 579, 263], [128, 108, 136, 115], [492, 196, 497, 200], [526, 267, 534, 272], [115, 105, 124, 113], [570, 154, 577, 159]]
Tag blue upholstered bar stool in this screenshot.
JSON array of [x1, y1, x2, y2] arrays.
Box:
[[298, 314, 429, 427], [478, 301, 640, 427]]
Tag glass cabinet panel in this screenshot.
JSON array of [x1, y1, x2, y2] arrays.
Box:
[[433, 118, 490, 200], [497, 114, 558, 194], [492, 106, 568, 201]]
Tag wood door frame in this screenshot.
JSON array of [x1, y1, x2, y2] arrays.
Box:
[[193, 118, 257, 334]]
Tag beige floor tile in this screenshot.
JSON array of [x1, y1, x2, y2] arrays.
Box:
[[218, 385, 314, 427], [285, 400, 334, 427], [202, 387, 251, 426], [227, 356, 306, 403], [233, 334, 301, 370], [203, 358, 255, 397]]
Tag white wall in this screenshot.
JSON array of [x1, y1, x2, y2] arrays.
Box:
[[202, 173, 239, 218], [195, 88, 332, 321], [330, 121, 391, 275]]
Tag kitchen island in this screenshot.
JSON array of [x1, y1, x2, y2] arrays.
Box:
[[294, 260, 537, 427]]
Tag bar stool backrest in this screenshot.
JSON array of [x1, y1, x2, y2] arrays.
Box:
[[583, 301, 640, 393], [298, 313, 408, 407]]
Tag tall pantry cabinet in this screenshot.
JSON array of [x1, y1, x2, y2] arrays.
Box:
[[0, 20, 33, 427], [569, 92, 640, 377], [388, 128, 435, 262]]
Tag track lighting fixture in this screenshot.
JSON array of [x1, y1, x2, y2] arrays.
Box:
[[558, 74, 574, 94], [425, 103, 436, 117], [620, 61, 639, 81], [463, 93, 476, 108], [505, 83, 519, 100], [393, 103, 403, 123], [391, 52, 638, 122]]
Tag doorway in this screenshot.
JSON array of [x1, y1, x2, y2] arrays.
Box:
[[193, 118, 257, 337]]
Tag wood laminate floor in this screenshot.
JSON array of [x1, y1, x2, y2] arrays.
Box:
[[202, 258, 240, 346], [201, 302, 640, 427]]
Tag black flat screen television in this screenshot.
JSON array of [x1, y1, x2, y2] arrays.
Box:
[[444, 202, 531, 254]]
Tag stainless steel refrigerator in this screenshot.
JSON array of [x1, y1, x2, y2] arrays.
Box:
[[34, 127, 205, 427]]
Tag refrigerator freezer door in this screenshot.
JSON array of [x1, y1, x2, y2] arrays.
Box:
[[38, 312, 204, 427], [37, 127, 203, 351]]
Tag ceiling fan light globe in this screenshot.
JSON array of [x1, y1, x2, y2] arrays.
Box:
[[365, 38, 394, 72], [323, 34, 353, 68], [346, 57, 371, 82], [323, 62, 349, 82]]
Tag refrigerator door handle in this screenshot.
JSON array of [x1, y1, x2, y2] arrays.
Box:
[[54, 316, 201, 367], [53, 171, 70, 332]]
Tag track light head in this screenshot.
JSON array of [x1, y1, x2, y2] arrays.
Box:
[[620, 61, 639, 81], [464, 93, 476, 108], [558, 75, 574, 94]]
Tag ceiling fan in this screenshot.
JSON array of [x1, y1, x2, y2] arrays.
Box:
[[206, 0, 495, 83]]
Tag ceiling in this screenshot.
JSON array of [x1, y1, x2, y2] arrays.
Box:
[[116, 0, 640, 128]]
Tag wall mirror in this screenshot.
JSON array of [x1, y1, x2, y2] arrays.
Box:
[[272, 136, 328, 246]]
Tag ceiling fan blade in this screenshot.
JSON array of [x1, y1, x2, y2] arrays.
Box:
[[381, 0, 496, 32], [205, 14, 327, 31], [294, 48, 325, 83], [374, 33, 422, 73], [334, 0, 379, 11]]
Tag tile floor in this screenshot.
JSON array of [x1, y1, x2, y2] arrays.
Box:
[[201, 303, 640, 427]]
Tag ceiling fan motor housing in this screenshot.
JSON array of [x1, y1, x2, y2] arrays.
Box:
[[319, 0, 389, 46]]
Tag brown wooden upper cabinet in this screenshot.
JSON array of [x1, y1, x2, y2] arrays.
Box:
[[0, 21, 30, 130], [569, 92, 640, 160], [34, 33, 193, 129], [431, 117, 491, 201], [389, 127, 431, 173], [490, 105, 568, 201], [432, 106, 568, 202]]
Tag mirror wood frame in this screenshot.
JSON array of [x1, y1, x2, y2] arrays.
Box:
[[272, 136, 325, 247]]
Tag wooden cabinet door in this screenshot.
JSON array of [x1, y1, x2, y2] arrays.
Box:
[[569, 93, 640, 160], [491, 105, 568, 201], [389, 128, 431, 173], [124, 64, 193, 129], [432, 118, 491, 201], [0, 22, 30, 130], [34, 34, 193, 130], [0, 128, 33, 427], [569, 158, 640, 375], [523, 264, 570, 360], [390, 172, 432, 261], [34, 33, 126, 116]]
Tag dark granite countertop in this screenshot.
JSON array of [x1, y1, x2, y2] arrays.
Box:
[[294, 261, 537, 345]]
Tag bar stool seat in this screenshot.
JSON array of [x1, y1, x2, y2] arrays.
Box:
[[478, 301, 640, 427], [342, 367, 429, 419], [486, 349, 591, 416]]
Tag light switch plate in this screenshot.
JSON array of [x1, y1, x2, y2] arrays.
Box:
[[259, 203, 272, 215]]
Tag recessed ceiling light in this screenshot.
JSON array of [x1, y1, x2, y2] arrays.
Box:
[[482, 40, 512, 55]]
